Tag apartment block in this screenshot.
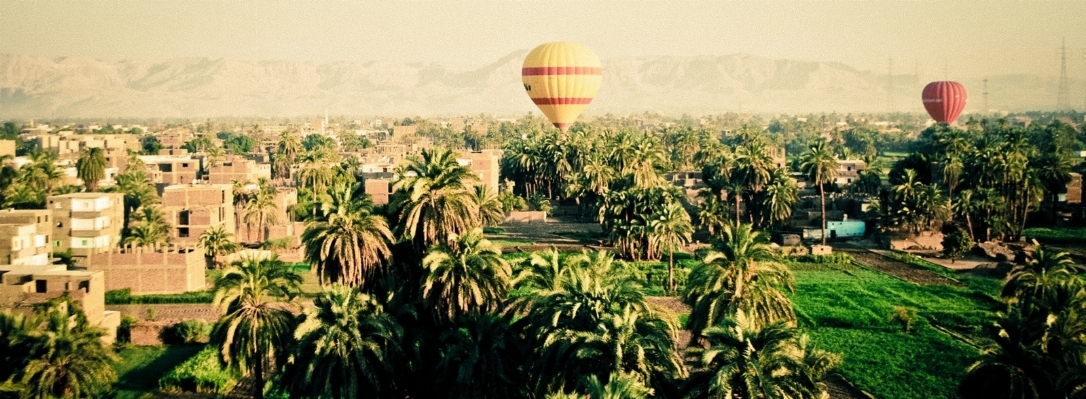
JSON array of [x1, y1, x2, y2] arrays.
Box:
[[360, 174, 395, 205], [0, 264, 119, 343], [0, 209, 52, 266], [48, 193, 125, 258], [161, 184, 235, 246], [79, 245, 206, 294], [205, 156, 271, 184]]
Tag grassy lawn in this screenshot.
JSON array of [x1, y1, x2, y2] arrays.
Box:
[[111, 345, 204, 399], [791, 259, 1001, 399]]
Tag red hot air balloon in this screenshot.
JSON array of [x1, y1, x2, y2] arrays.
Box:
[[922, 81, 968, 124]]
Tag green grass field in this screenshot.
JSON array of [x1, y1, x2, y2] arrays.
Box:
[[110, 345, 204, 399], [791, 260, 1001, 399]]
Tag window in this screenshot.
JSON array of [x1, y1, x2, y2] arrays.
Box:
[[35, 280, 47, 293], [79, 280, 90, 293], [179, 227, 189, 238], [182, 163, 189, 168]]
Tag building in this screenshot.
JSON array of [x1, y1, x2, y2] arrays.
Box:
[[0, 209, 52, 266], [79, 245, 206, 294], [33, 132, 141, 159], [161, 184, 235, 246], [0, 140, 14, 158], [0, 264, 119, 343], [802, 219, 866, 240], [834, 159, 867, 186], [205, 155, 271, 184], [361, 174, 395, 205], [48, 193, 125, 259], [139, 155, 201, 187], [456, 149, 503, 194]]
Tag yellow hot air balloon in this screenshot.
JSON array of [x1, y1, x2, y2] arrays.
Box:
[[522, 42, 602, 133]]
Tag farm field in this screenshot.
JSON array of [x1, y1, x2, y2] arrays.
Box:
[[789, 258, 1001, 399], [111, 345, 204, 399]]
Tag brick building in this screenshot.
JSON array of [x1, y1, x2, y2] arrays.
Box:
[[205, 155, 271, 184], [79, 245, 206, 294], [456, 149, 503, 194], [48, 193, 125, 259], [161, 184, 235, 246], [139, 155, 201, 187], [0, 264, 119, 343]]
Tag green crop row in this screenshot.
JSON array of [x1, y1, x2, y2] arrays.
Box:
[[1024, 227, 1086, 244], [105, 288, 214, 305]]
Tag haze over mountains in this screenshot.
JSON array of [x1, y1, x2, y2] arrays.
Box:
[[0, 51, 1078, 119]]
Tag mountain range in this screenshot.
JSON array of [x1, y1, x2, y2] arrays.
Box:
[[0, 52, 1079, 119]]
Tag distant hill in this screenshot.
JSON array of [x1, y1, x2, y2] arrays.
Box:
[[0, 52, 1078, 118]]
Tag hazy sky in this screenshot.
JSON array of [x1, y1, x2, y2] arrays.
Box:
[[2, 0, 1084, 79]]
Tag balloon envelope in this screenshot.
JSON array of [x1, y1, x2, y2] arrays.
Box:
[[522, 42, 602, 133], [922, 81, 967, 124]]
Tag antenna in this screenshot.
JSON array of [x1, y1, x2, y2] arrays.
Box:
[[887, 57, 895, 114], [983, 78, 990, 114], [1057, 38, 1070, 111]]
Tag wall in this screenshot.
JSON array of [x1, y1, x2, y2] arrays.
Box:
[[79, 246, 206, 294]]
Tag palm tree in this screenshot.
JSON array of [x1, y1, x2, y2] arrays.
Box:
[[75, 147, 108, 191], [124, 205, 171, 246], [198, 225, 240, 269], [23, 151, 63, 196], [272, 131, 301, 180], [1002, 247, 1084, 316], [1, 182, 45, 209], [800, 140, 838, 246], [683, 312, 840, 399], [683, 223, 796, 342], [19, 302, 118, 399], [0, 311, 37, 383], [302, 182, 394, 287], [959, 310, 1060, 399], [435, 313, 526, 399], [243, 187, 279, 243], [391, 148, 481, 251], [278, 284, 403, 399], [422, 228, 511, 325], [211, 254, 302, 399], [758, 169, 799, 228], [520, 251, 682, 396], [695, 192, 728, 238], [648, 202, 693, 293], [472, 184, 505, 227]]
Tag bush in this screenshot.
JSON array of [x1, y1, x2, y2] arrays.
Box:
[[890, 306, 919, 333], [158, 346, 237, 394], [105, 288, 214, 305], [162, 320, 212, 345], [1023, 227, 1086, 244], [792, 253, 855, 265], [116, 316, 139, 345], [483, 227, 505, 234]]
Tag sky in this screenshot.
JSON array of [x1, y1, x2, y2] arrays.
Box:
[[1, 0, 1085, 80]]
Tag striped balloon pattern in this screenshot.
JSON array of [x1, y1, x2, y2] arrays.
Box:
[[522, 42, 602, 133], [922, 81, 968, 124]]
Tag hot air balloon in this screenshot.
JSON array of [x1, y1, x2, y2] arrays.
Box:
[[522, 42, 602, 133], [922, 81, 967, 124]]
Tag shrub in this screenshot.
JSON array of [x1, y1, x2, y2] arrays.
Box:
[[162, 320, 212, 345], [483, 227, 505, 234], [116, 316, 139, 343], [158, 346, 238, 394], [792, 253, 854, 265], [890, 306, 919, 333], [942, 228, 973, 263]]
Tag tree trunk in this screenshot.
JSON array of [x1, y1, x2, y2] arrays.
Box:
[[820, 182, 827, 246], [965, 213, 975, 243], [668, 245, 675, 293], [254, 357, 265, 399]]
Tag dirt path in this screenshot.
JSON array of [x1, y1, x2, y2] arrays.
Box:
[[837, 247, 962, 286]]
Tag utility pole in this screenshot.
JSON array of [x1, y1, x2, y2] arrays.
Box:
[[887, 57, 895, 114], [1057, 38, 1071, 111]]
